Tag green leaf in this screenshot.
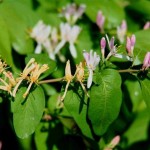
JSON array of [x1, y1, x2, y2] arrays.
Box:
[[0, 1, 39, 54], [75, 0, 125, 28], [64, 88, 93, 139], [89, 69, 122, 136], [34, 122, 49, 150], [140, 78, 150, 115], [123, 109, 149, 145], [0, 16, 13, 66], [123, 75, 143, 112], [133, 30, 150, 66], [25, 53, 57, 79], [12, 86, 45, 139], [36, 7, 62, 27]]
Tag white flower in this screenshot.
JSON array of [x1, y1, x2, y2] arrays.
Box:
[[83, 50, 100, 88], [54, 23, 81, 58], [30, 20, 51, 44], [30, 21, 61, 60], [61, 3, 86, 24]]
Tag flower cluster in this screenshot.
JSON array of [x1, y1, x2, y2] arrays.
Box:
[[61, 3, 86, 25], [0, 60, 16, 95], [29, 3, 86, 62], [0, 58, 48, 98]]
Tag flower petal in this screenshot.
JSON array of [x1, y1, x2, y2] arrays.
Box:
[[54, 40, 66, 54], [35, 44, 42, 54], [87, 69, 93, 88], [69, 43, 77, 58]]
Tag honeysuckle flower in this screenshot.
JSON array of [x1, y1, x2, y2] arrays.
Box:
[[75, 62, 89, 97], [12, 58, 36, 97], [104, 135, 120, 150], [96, 11, 105, 32], [83, 50, 100, 88], [100, 37, 106, 59], [54, 23, 81, 58], [117, 20, 127, 43], [60, 60, 73, 102], [143, 21, 150, 30], [0, 78, 12, 95], [142, 52, 150, 70], [126, 34, 136, 56], [23, 63, 49, 98], [61, 3, 86, 24], [3, 71, 16, 86], [30, 20, 52, 54], [105, 35, 120, 60]]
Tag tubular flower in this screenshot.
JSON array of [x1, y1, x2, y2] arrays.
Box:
[[75, 62, 89, 97], [105, 35, 118, 60], [61, 3, 86, 24], [100, 37, 106, 60], [30, 20, 52, 55], [83, 50, 100, 88], [12, 58, 36, 97], [142, 52, 150, 70], [126, 34, 136, 56], [117, 20, 127, 43], [0, 78, 12, 95], [23, 63, 49, 98], [96, 11, 105, 32], [60, 60, 73, 102], [0, 72, 16, 95], [54, 23, 81, 58]]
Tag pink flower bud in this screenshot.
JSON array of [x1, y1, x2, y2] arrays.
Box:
[[131, 34, 136, 46], [110, 135, 120, 147], [126, 37, 131, 53], [126, 34, 136, 56], [100, 37, 106, 49], [142, 52, 150, 70], [109, 37, 115, 50], [96, 11, 105, 32], [143, 21, 150, 30], [100, 37, 106, 59]]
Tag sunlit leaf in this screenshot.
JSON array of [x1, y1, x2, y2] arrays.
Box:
[[12, 86, 45, 139]]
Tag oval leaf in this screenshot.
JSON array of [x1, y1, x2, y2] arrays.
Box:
[[89, 69, 122, 136], [12, 86, 45, 139]]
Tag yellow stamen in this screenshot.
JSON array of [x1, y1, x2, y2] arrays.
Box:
[[23, 63, 49, 98]]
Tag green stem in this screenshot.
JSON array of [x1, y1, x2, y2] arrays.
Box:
[[38, 77, 64, 84], [118, 69, 141, 73]]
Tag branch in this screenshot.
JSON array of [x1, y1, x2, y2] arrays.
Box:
[[38, 77, 64, 84]]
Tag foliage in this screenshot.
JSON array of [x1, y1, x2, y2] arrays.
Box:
[[0, 0, 150, 150]]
